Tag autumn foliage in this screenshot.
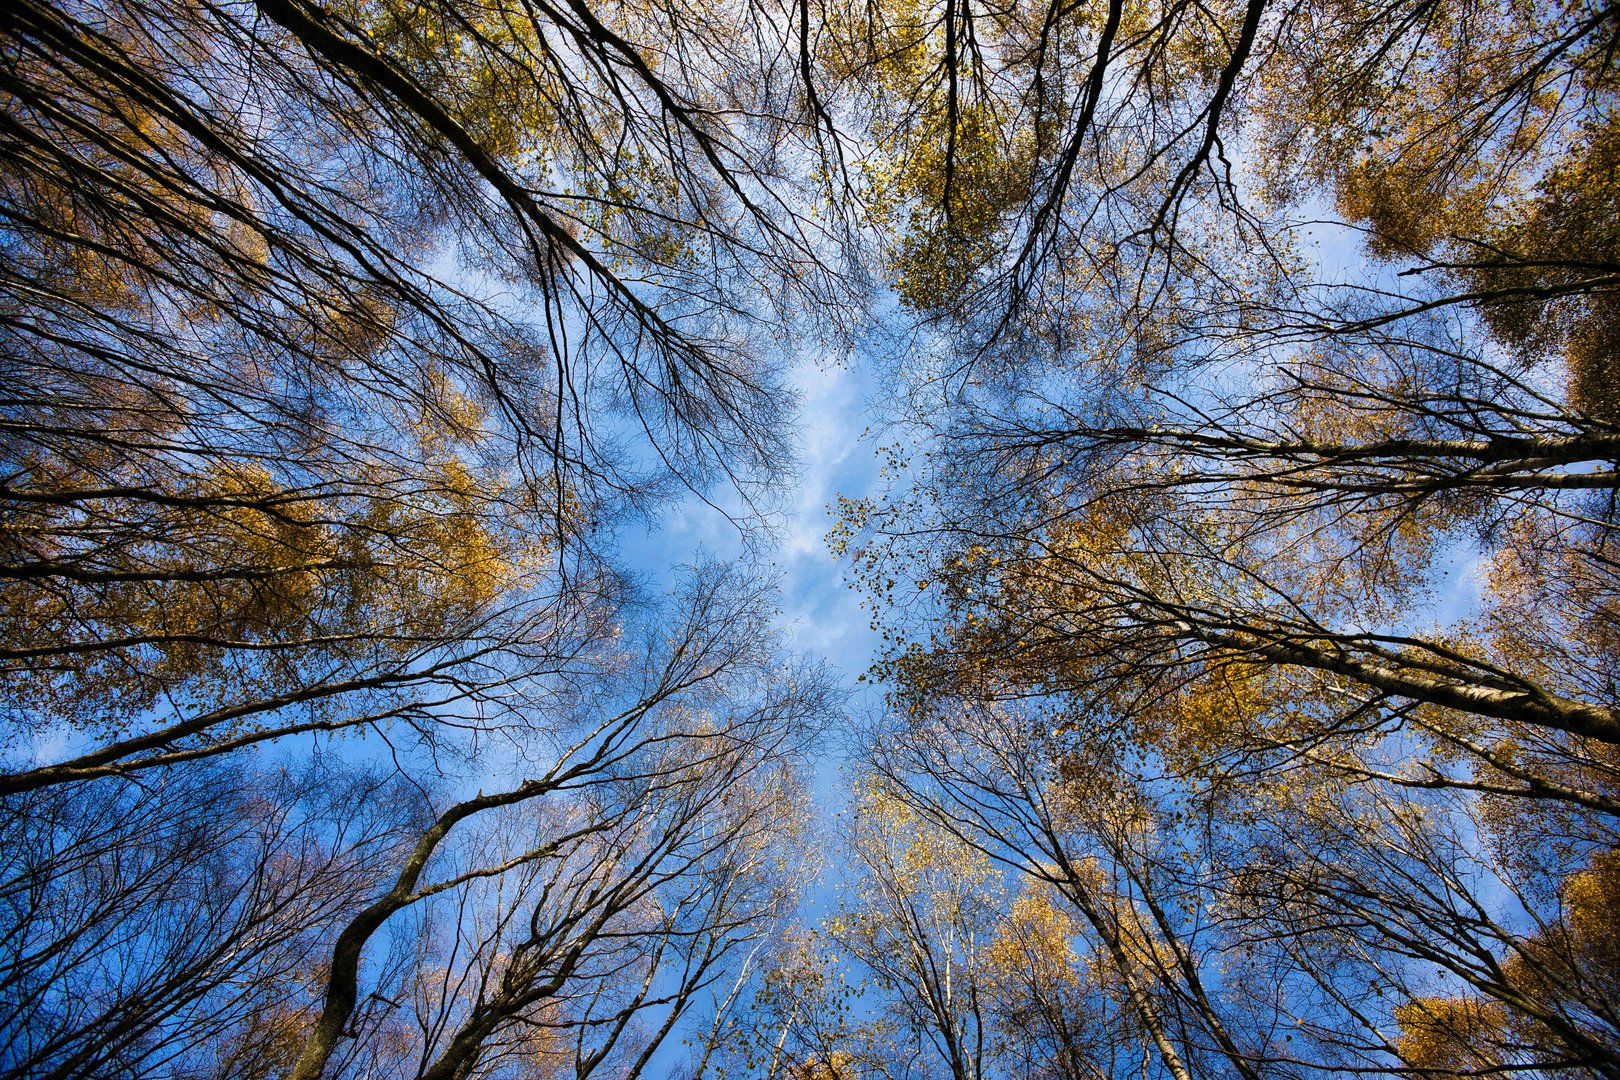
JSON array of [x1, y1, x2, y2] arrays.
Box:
[[4, 0, 1619, 1075]]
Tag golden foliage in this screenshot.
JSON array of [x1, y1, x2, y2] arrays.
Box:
[[1394, 996, 1509, 1072]]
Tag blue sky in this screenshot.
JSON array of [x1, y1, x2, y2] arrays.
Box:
[[616, 350, 891, 801], [615, 344, 895, 1075]]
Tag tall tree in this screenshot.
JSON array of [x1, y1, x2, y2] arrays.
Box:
[[2, 0, 846, 1073], [2, 565, 834, 1079], [2, 0, 847, 785], [834, 0, 1620, 1072]]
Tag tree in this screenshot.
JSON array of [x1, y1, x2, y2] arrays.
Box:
[[822, 789, 1001, 1080], [283, 566, 833, 1079], [704, 929, 901, 1080], [818, 0, 1283, 346], [2, 0, 849, 1071], [1, 565, 834, 1078], [2, 0, 848, 787], [832, 5, 1620, 1071], [0, 757, 424, 1077], [836, 675, 1620, 1077]]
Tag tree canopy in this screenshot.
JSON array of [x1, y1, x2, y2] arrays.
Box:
[[3, 0, 1618, 1074]]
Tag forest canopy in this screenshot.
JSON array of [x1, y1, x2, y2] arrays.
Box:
[[1, 0, 1616, 1075]]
